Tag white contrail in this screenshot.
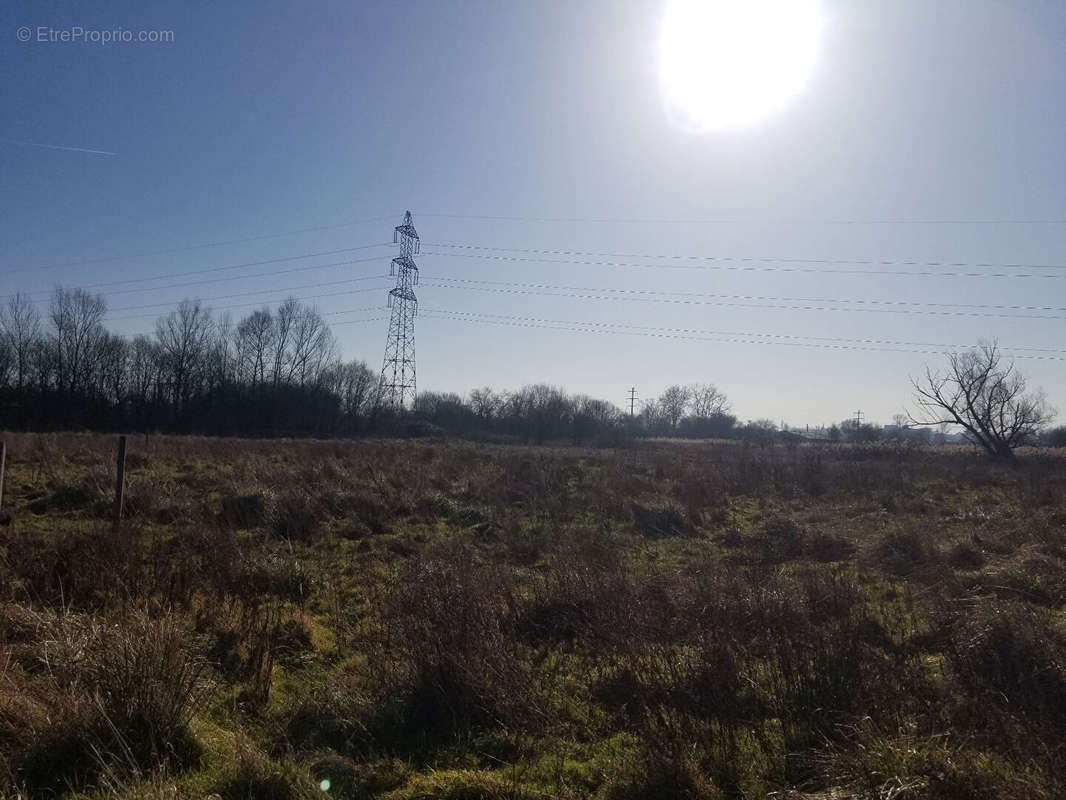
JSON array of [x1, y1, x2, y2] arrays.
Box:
[[0, 138, 117, 156]]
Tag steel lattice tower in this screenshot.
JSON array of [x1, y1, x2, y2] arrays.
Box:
[[378, 211, 420, 408]]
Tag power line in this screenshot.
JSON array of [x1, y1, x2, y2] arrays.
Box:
[[2, 214, 398, 277], [318, 316, 385, 328], [418, 211, 1066, 226], [3, 245, 394, 303], [108, 295, 1064, 361], [421, 249, 1066, 280], [425, 275, 1066, 316], [118, 292, 1066, 356], [425, 241, 1066, 274], [419, 309, 1066, 362], [106, 286, 388, 323], [419, 307, 1066, 355], [121, 315, 385, 340], [102, 274, 387, 318], [420, 279, 1066, 320], [33, 255, 385, 309], [321, 305, 387, 318]]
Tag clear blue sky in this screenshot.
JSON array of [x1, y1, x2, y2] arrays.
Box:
[[3, 0, 1065, 426]]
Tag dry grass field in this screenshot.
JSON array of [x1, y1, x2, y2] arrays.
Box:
[[1, 433, 1065, 799]]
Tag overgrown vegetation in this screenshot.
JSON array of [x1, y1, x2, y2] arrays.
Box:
[[1, 432, 1064, 798]]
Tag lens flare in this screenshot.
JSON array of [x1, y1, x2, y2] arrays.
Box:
[[659, 0, 823, 132]]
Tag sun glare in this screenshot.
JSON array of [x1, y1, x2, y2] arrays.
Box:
[[659, 0, 823, 132]]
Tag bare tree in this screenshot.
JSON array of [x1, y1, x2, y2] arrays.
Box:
[[639, 398, 666, 435], [910, 342, 1052, 459], [211, 312, 235, 389], [156, 300, 215, 415], [236, 309, 275, 388], [509, 384, 570, 443], [331, 360, 377, 421], [128, 335, 162, 416], [271, 297, 299, 387], [288, 305, 335, 386], [571, 395, 620, 443], [469, 387, 502, 420], [49, 286, 107, 397], [29, 336, 54, 393], [658, 385, 690, 431], [95, 333, 129, 405], [687, 383, 730, 417], [0, 293, 41, 392]]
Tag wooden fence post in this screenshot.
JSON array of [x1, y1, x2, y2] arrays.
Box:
[[113, 435, 127, 531], [0, 439, 6, 513]]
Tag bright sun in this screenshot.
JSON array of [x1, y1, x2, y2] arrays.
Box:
[[659, 0, 823, 132]]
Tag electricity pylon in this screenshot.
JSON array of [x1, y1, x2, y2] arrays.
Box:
[[378, 211, 420, 408]]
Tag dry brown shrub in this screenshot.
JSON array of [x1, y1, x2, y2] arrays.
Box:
[[376, 545, 534, 740], [3, 609, 208, 794]]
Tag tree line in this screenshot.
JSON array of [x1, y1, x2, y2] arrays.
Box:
[[413, 382, 739, 444], [0, 289, 377, 436], [0, 288, 745, 442], [0, 289, 1058, 455], [0, 287, 760, 443]]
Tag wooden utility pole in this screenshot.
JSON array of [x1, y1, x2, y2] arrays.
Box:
[[113, 435, 127, 531], [628, 387, 638, 417]]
